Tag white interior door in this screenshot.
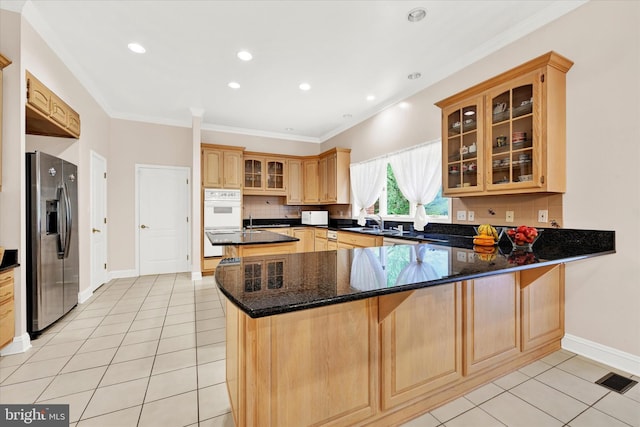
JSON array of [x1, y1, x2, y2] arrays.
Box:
[[138, 165, 190, 275], [90, 151, 108, 290]]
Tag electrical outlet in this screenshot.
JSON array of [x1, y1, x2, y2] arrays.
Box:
[[456, 210, 466, 221], [506, 211, 514, 223], [468, 211, 475, 222], [456, 251, 467, 262], [538, 209, 548, 223]]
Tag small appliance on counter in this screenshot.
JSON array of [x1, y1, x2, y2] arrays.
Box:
[[301, 211, 328, 226]]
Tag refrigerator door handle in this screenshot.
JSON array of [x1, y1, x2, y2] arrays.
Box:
[[62, 182, 73, 259], [56, 186, 65, 258]]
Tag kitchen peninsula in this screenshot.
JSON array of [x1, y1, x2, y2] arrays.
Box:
[[206, 229, 299, 258], [215, 230, 614, 427]]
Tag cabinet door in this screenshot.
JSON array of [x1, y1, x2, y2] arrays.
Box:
[[521, 264, 564, 351], [50, 93, 69, 127], [223, 150, 243, 189], [265, 158, 286, 194], [486, 71, 542, 191], [318, 156, 328, 202], [464, 273, 520, 375], [325, 153, 337, 202], [314, 237, 328, 252], [293, 228, 314, 253], [202, 149, 223, 187], [244, 157, 264, 192], [442, 97, 484, 196], [26, 72, 51, 115], [303, 159, 319, 203], [67, 111, 81, 137], [327, 240, 338, 250], [286, 159, 303, 204], [380, 284, 462, 409]]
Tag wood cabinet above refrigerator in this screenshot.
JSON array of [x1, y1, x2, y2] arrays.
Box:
[[26, 71, 81, 139]]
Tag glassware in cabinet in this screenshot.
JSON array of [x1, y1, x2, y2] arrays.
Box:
[[444, 101, 482, 193], [488, 82, 537, 188]]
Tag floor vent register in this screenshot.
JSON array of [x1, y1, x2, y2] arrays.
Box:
[[595, 372, 638, 394]]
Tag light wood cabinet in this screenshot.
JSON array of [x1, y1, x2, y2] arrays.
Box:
[[319, 148, 351, 204], [314, 228, 328, 252], [0, 53, 11, 193], [243, 155, 287, 195], [292, 227, 314, 253], [286, 159, 303, 204], [0, 269, 15, 349], [224, 263, 565, 426], [303, 159, 319, 203], [337, 231, 382, 249], [380, 284, 462, 409], [464, 273, 520, 375], [25, 71, 81, 139], [201, 144, 243, 189], [436, 52, 573, 197], [520, 264, 564, 351]]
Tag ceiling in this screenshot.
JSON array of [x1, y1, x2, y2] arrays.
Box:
[[4, 1, 585, 142]]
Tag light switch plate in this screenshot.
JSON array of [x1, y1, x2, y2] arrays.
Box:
[[506, 211, 514, 222], [468, 211, 475, 222], [456, 210, 466, 221]]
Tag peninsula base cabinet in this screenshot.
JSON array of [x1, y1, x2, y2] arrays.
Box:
[[225, 264, 565, 426]]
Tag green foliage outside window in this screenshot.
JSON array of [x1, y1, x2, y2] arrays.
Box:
[[386, 164, 448, 216]]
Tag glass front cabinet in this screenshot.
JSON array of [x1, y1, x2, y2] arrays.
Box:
[[443, 97, 484, 194], [243, 155, 287, 195], [437, 52, 573, 197]]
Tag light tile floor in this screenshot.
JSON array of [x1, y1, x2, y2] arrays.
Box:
[[1, 274, 638, 427]]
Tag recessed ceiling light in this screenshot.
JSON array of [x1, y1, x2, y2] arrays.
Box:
[[407, 8, 427, 22], [366, 95, 376, 101], [285, 128, 294, 131], [228, 82, 241, 89], [299, 83, 311, 91], [127, 42, 146, 54], [408, 72, 422, 80], [343, 114, 352, 119], [237, 50, 253, 61]]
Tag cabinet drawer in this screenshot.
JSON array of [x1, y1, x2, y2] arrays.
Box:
[[338, 231, 381, 248], [0, 270, 13, 305], [314, 228, 328, 239]]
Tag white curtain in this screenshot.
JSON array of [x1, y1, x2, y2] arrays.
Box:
[[350, 248, 386, 291], [389, 141, 442, 231], [350, 158, 387, 226], [395, 245, 439, 285]]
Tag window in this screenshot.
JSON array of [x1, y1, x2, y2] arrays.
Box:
[[371, 163, 450, 222]]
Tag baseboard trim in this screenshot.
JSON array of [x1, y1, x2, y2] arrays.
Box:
[[78, 288, 94, 304], [562, 334, 640, 376], [108, 269, 138, 280], [0, 333, 32, 356]]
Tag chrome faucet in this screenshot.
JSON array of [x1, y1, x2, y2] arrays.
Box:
[[249, 214, 253, 229], [366, 214, 384, 230]]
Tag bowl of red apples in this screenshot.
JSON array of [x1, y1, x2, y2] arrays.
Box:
[[505, 225, 541, 250]]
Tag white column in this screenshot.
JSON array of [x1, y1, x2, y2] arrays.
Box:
[[190, 108, 204, 281]]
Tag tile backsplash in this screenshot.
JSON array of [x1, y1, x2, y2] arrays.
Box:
[[243, 196, 353, 220], [452, 194, 563, 228]]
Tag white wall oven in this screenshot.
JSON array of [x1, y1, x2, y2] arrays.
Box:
[[203, 189, 242, 257]]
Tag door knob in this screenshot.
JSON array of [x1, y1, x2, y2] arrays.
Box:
[[140, 224, 149, 229], [92, 228, 101, 233]]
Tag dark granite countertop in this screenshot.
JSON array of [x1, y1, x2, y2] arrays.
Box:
[[206, 230, 299, 246], [0, 249, 19, 272], [215, 228, 615, 318]]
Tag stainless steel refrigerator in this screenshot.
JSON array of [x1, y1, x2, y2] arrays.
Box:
[[26, 151, 79, 336]]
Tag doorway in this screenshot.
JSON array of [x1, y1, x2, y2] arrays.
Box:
[[90, 151, 108, 293], [136, 165, 191, 275]]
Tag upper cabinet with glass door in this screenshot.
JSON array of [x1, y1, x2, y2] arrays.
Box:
[[442, 97, 484, 194], [436, 52, 573, 197]]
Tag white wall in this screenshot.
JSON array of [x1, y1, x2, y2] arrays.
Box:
[[323, 1, 640, 358], [108, 119, 192, 273], [202, 128, 320, 157]]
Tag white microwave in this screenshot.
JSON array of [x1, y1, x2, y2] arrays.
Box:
[[301, 211, 328, 225]]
